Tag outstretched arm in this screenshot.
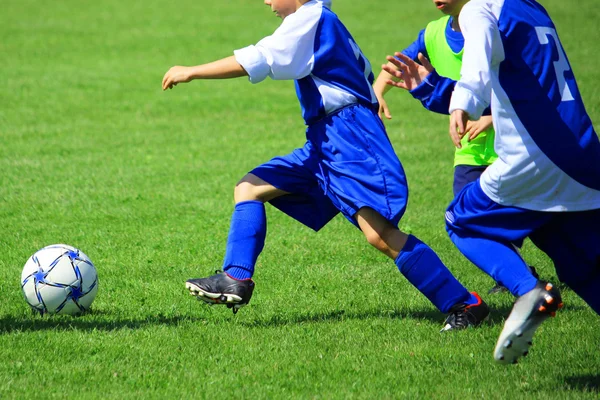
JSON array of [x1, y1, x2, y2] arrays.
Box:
[[162, 56, 248, 90], [372, 32, 426, 120], [384, 52, 458, 115], [372, 63, 398, 120]]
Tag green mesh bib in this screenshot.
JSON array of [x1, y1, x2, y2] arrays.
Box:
[[424, 16, 497, 166]]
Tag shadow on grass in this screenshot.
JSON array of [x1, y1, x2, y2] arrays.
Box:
[[241, 300, 590, 329], [0, 312, 201, 333], [562, 375, 600, 393], [0, 302, 588, 333], [241, 306, 512, 328]]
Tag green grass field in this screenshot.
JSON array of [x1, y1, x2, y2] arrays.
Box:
[[1, 0, 599, 398]]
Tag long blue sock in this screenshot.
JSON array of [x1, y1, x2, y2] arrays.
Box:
[[222, 201, 266, 280], [448, 231, 537, 296], [395, 235, 472, 313]]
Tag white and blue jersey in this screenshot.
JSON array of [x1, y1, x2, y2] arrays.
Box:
[[233, 0, 378, 125], [230, 1, 407, 230], [449, 0, 600, 212]]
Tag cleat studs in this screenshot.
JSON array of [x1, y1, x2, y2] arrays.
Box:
[[539, 305, 546, 312], [550, 312, 556, 317], [527, 341, 533, 346], [523, 351, 529, 357], [545, 283, 553, 290], [516, 331, 523, 338], [545, 295, 554, 304], [512, 359, 518, 365], [504, 340, 513, 349], [558, 302, 564, 309]]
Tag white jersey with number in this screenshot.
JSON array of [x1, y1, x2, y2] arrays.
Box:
[[233, 0, 377, 125], [449, 0, 600, 211]]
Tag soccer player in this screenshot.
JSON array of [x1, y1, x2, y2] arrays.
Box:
[[161, 0, 489, 331], [373, 0, 538, 295], [384, 0, 600, 363]]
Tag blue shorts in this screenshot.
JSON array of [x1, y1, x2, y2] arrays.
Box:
[[251, 104, 408, 231], [446, 180, 600, 285], [453, 165, 487, 197]]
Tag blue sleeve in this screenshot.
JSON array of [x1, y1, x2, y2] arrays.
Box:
[[409, 71, 456, 114], [409, 71, 491, 116], [399, 29, 427, 61], [398, 29, 456, 114]]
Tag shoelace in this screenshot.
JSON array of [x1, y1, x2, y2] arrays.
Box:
[[451, 305, 469, 328]]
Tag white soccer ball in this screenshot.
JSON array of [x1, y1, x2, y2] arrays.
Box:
[[21, 244, 99, 315]]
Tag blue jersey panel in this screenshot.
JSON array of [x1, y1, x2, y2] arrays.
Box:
[[498, 0, 600, 190], [296, 8, 377, 124]]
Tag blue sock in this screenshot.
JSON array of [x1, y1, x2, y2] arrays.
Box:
[[395, 235, 471, 313], [222, 201, 266, 280], [448, 231, 537, 296]]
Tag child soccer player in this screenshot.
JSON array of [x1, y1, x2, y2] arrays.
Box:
[[161, 0, 489, 331], [373, 0, 537, 295], [384, 0, 600, 363], [374, 0, 496, 198]]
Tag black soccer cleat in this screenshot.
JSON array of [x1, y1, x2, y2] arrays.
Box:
[[441, 292, 490, 331], [494, 281, 563, 364], [185, 270, 255, 314]]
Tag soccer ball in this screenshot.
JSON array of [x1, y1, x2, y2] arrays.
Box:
[[21, 244, 99, 315]]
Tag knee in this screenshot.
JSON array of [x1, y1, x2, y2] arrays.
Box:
[[234, 180, 262, 203]]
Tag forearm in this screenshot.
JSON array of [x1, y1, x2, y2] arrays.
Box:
[[373, 62, 399, 97], [189, 56, 248, 80]]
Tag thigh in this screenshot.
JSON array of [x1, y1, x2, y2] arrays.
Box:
[[235, 173, 289, 203]]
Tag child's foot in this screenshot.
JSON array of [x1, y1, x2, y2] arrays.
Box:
[[494, 281, 563, 364], [441, 292, 490, 331], [186, 270, 255, 314]]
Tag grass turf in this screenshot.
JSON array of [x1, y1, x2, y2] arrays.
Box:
[[0, 0, 599, 398]]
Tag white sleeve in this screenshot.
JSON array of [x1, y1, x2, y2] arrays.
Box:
[[233, 6, 321, 84], [449, 0, 505, 118]]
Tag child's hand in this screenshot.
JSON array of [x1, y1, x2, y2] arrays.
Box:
[[162, 66, 193, 90], [465, 115, 493, 140], [450, 109, 469, 149], [382, 52, 434, 91], [377, 96, 392, 120]]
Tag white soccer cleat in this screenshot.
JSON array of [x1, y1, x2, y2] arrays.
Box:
[[494, 281, 563, 364]]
